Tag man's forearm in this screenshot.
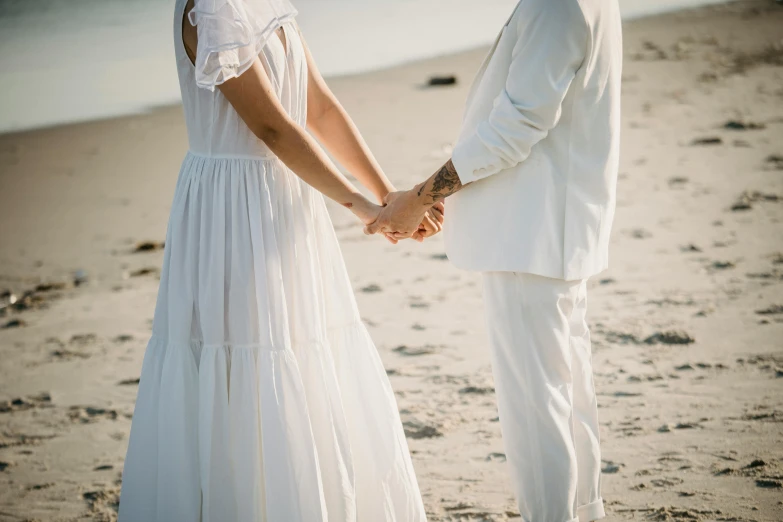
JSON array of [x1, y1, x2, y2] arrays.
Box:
[[414, 159, 468, 205], [363, 158, 459, 237]]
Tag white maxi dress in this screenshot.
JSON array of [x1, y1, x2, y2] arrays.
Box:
[[118, 0, 426, 520]]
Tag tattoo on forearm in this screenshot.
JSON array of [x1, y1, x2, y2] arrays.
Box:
[[418, 159, 463, 203], [342, 202, 353, 208]]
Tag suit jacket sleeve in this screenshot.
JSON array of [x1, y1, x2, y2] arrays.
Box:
[[452, 0, 589, 184]]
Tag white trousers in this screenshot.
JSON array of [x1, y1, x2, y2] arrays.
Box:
[[482, 272, 605, 522]]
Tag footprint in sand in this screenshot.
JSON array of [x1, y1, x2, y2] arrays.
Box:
[[723, 119, 765, 131], [402, 419, 443, 439], [707, 260, 735, 271], [715, 459, 782, 490], [132, 240, 164, 253], [650, 477, 685, 488], [743, 459, 766, 471], [0, 432, 57, 449], [459, 386, 495, 395], [635, 468, 664, 477], [643, 330, 695, 345], [393, 344, 439, 356], [731, 190, 780, 211], [739, 355, 783, 378], [657, 455, 692, 468], [0, 392, 53, 414], [667, 176, 689, 188], [68, 406, 129, 424], [645, 297, 697, 307], [69, 333, 98, 346], [755, 304, 783, 316], [608, 391, 643, 398], [441, 503, 504, 520], [627, 228, 652, 239], [127, 267, 160, 278], [677, 491, 698, 498], [2, 282, 66, 316], [690, 136, 723, 146], [627, 374, 664, 383], [27, 482, 55, 491], [83, 487, 121, 518], [598, 330, 643, 346], [485, 452, 506, 463], [644, 506, 720, 520], [631, 40, 668, 61], [48, 334, 98, 359], [1, 318, 27, 329], [747, 269, 783, 282], [764, 154, 783, 171], [658, 422, 702, 432], [738, 410, 782, 422]]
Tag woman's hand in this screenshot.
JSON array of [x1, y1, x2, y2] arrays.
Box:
[[410, 201, 445, 242], [346, 196, 403, 244], [364, 193, 445, 243], [347, 195, 382, 225], [365, 189, 431, 240]]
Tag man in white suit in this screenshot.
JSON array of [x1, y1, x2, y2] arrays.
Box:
[[366, 0, 622, 520]]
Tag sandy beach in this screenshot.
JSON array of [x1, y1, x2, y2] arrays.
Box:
[[1, 1, 782, 520]]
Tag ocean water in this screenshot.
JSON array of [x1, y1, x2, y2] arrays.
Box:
[[0, 0, 729, 133]]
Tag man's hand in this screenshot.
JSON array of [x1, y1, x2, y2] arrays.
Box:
[[408, 201, 445, 242], [381, 193, 444, 243], [365, 159, 462, 241], [364, 189, 432, 240], [423, 201, 445, 237]]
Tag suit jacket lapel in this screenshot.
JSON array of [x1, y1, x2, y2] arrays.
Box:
[[464, 1, 521, 111]]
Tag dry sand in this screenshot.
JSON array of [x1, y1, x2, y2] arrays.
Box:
[[1, 1, 782, 520]]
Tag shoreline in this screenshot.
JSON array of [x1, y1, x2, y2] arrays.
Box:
[[0, 0, 737, 136]]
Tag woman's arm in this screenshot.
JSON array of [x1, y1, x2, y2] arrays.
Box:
[[182, 20, 379, 224], [298, 29, 443, 240], [299, 31, 395, 204]]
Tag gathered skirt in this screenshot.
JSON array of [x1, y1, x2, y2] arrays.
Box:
[[118, 152, 426, 522]]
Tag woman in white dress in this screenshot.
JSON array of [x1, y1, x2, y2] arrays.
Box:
[[117, 0, 437, 520]]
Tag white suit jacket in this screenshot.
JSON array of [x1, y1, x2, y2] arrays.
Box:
[[445, 0, 623, 281]]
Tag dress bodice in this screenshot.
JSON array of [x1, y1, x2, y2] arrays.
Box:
[[173, 0, 307, 159]]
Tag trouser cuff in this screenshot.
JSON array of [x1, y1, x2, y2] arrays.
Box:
[[577, 498, 605, 521]]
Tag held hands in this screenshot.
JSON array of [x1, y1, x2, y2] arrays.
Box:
[[347, 197, 400, 244], [364, 190, 444, 243], [415, 201, 445, 242]]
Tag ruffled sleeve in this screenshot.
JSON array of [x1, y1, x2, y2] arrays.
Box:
[[188, 0, 298, 91]]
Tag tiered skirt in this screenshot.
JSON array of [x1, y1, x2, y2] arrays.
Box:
[[118, 153, 426, 522]]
